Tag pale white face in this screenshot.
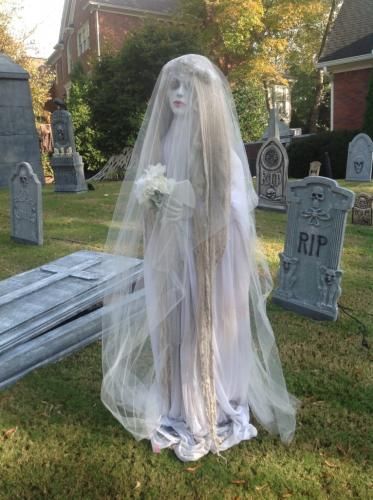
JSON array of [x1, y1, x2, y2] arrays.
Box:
[[168, 75, 192, 116]]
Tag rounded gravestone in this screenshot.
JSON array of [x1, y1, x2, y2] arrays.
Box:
[[345, 133, 373, 182], [0, 54, 44, 188]]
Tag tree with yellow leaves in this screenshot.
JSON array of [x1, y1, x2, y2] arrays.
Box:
[[178, 0, 340, 130]]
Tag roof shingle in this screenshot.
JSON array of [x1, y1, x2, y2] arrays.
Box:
[[319, 0, 373, 63]]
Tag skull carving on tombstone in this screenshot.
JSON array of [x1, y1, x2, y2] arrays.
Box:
[[19, 166, 29, 186], [311, 186, 325, 208]]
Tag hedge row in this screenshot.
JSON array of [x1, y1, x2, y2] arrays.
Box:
[[287, 130, 360, 179]]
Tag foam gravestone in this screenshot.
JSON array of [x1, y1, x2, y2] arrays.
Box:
[[309, 161, 321, 176], [272, 177, 355, 320], [352, 193, 373, 226], [345, 133, 373, 182], [10, 162, 43, 245], [256, 108, 288, 212], [0, 54, 43, 187], [51, 104, 87, 192], [0, 251, 142, 390]]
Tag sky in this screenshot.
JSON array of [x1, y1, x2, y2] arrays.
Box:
[[9, 0, 65, 59]]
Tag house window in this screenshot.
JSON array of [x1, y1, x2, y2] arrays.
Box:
[[77, 21, 90, 56], [67, 37, 73, 74], [273, 85, 291, 124]]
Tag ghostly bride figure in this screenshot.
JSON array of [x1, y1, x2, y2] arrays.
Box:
[[101, 54, 298, 462]]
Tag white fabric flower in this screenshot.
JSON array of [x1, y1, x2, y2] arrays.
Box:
[[135, 163, 175, 208]]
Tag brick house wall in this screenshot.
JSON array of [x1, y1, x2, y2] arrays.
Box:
[[52, 2, 163, 100], [333, 68, 372, 130], [98, 11, 142, 53], [54, 3, 100, 98]]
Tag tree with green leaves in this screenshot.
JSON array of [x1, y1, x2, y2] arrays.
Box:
[[88, 21, 203, 157], [68, 63, 106, 173], [178, 0, 340, 131], [231, 82, 267, 142]]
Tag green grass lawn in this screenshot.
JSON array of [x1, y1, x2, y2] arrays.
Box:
[[0, 181, 372, 499]]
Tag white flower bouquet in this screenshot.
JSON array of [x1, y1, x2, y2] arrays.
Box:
[[134, 164, 175, 209]]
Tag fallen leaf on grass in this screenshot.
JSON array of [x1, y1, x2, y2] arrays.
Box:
[[185, 465, 201, 473], [134, 481, 141, 489], [324, 460, 339, 468], [3, 428, 17, 440], [231, 480, 246, 485], [281, 493, 292, 498], [255, 484, 267, 491]]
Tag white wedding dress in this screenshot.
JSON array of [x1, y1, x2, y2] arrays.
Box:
[[101, 54, 297, 462], [146, 119, 258, 460]]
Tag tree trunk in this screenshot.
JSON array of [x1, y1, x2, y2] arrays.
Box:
[[309, 71, 324, 133], [308, 0, 339, 133]]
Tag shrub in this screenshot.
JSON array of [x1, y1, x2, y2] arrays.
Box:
[[287, 130, 359, 179], [88, 21, 203, 157], [232, 82, 267, 142], [68, 64, 106, 174]]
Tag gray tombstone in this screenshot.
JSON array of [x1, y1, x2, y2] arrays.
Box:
[[272, 177, 355, 320], [10, 162, 43, 245], [0, 54, 44, 188], [352, 192, 373, 226], [345, 133, 373, 182], [309, 161, 321, 176], [0, 250, 142, 390], [51, 107, 87, 192], [257, 109, 288, 212], [261, 108, 294, 144]]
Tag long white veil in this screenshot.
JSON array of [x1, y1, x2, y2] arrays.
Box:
[[101, 54, 298, 461]]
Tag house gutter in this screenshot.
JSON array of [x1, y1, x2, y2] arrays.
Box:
[[317, 51, 373, 72], [86, 0, 172, 18], [95, 7, 101, 59]]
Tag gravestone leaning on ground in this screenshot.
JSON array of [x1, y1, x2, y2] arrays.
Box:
[[352, 192, 373, 226], [51, 100, 87, 192], [0, 54, 44, 188], [0, 250, 142, 390], [10, 162, 43, 245], [345, 133, 373, 182], [272, 177, 355, 321], [256, 108, 288, 212]]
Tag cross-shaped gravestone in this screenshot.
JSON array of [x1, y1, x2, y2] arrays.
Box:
[[256, 108, 288, 212], [51, 107, 87, 192]]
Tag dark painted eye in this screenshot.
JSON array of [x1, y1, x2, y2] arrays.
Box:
[[170, 78, 180, 90]]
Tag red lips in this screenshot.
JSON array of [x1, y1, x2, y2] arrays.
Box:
[[173, 101, 185, 107]]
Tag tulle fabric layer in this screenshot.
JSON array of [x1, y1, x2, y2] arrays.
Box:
[[101, 55, 298, 461]]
